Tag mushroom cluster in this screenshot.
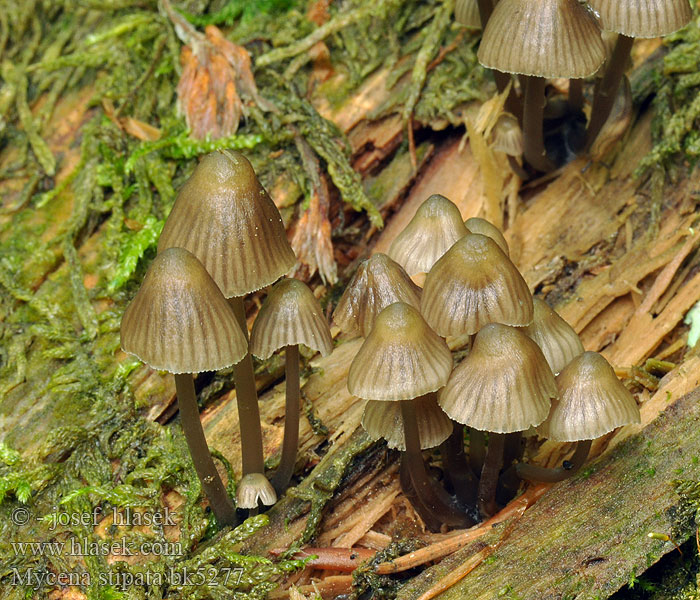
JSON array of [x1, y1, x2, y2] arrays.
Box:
[[336, 194, 640, 526], [120, 151, 331, 524], [463, 0, 693, 172]]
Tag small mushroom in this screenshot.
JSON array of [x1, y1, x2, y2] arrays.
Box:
[[250, 278, 332, 494], [463, 217, 510, 256], [120, 248, 247, 526]]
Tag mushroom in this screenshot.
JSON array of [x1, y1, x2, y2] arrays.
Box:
[[388, 194, 469, 277], [120, 248, 247, 526], [250, 278, 332, 494], [158, 150, 295, 496], [463, 217, 510, 256], [349, 302, 472, 528], [439, 323, 556, 517], [516, 351, 640, 482]]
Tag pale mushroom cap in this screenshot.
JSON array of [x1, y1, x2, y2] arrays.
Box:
[[455, 0, 482, 29], [478, 0, 606, 78], [388, 194, 469, 276], [158, 151, 296, 297], [362, 396, 452, 450], [537, 351, 640, 441], [236, 473, 277, 509], [524, 297, 584, 374], [120, 247, 247, 374], [464, 217, 510, 256], [588, 0, 692, 38], [421, 233, 533, 337], [439, 323, 556, 432], [250, 278, 333, 359], [489, 114, 523, 160], [348, 302, 453, 401], [333, 253, 421, 337]]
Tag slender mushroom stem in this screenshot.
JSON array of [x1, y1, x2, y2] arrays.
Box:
[[469, 427, 487, 478], [568, 79, 583, 113], [514, 439, 592, 483], [228, 296, 265, 476], [477, 432, 505, 518], [401, 399, 474, 528], [441, 423, 478, 508], [174, 374, 238, 527], [271, 344, 301, 495], [523, 76, 555, 172], [585, 34, 634, 151], [399, 458, 444, 532], [502, 431, 524, 468]]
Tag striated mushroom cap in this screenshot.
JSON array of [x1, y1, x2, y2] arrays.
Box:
[[524, 298, 584, 374], [333, 253, 421, 338], [250, 278, 332, 359], [158, 151, 295, 297], [120, 247, 247, 374], [588, 0, 692, 38], [464, 217, 510, 256], [348, 302, 452, 401], [455, 0, 482, 28], [537, 351, 640, 441], [421, 233, 532, 337], [478, 0, 605, 78], [362, 395, 452, 450], [236, 473, 277, 509], [439, 323, 556, 432], [388, 194, 469, 276]]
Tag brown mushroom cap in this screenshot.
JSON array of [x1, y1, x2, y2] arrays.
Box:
[[421, 233, 533, 337], [455, 0, 482, 29], [158, 151, 296, 297], [478, 0, 605, 78], [588, 0, 692, 38], [464, 217, 510, 256], [537, 351, 640, 441], [348, 302, 453, 401], [362, 395, 452, 450], [120, 247, 247, 374], [524, 297, 584, 374], [333, 253, 421, 338], [388, 194, 469, 276], [439, 323, 556, 432], [250, 278, 332, 359]]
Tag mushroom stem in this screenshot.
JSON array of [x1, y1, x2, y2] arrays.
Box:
[[441, 423, 478, 507], [477, 431, 505, 518], [399, 458, 444, 532], [522, 76, 555, 172], [174, 374, 238, 527], [401, 399, 474, 528], [585, 34, 634, 150], [469, 427, 487, 478], [229, 296, 265, 476], [271, 344, 301, 495], [514, 439, 592, 483], [568, 79, 583, 113]]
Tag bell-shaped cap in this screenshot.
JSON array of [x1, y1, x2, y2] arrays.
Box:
[[524, 298, 584, 374], [439, 323, 556, 432], [421, 233, 532, 337], [250, 278, 332, 359], [478, 0, 605, 78], [333, 253, 421, 338], [388, 194, 469, 276], [490, 114, 523, 160], [464, 217, 510, 256], [455, 0, 481, 28], [120, 247, 247, 374], [348, 303, 452, 401], [588, 0, 692, 38], [158, 151, 296, 297], [362, 395, 452, 450], [537, 351, 640, 441], [236, 473, 277, 509]]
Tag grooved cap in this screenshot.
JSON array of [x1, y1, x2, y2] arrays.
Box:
[[348, 303, 453, 401], [158, 151, 296, 297], [388, 194, 469, 276], [455, 0, 482, 29], [333, 253, 421, 338], [439, 323, 556, 432], [120, 247, 247, 374], [524, 298, 584, 374], [236, 473, 277, 509], [421, 233, 533, 337], [588, 0, 692, 37], [250, 278, 332, 359], [537, 351, 640, 441], [464, 217, 510, 256], [478, 0, 606, 78], [362, 396, 452, 450]]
